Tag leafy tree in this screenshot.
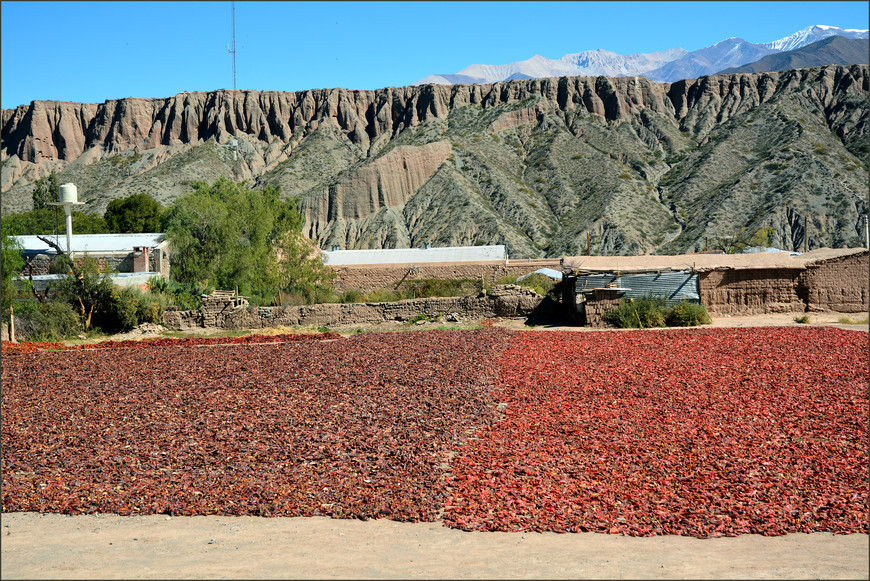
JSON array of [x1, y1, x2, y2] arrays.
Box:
[[2, 232, 25, 317], [31, 171, 59, 210], [104, 193, 163, 233], [266, 229, 336, 305], [162, 177, 306, 302], [2, 208, 109, 235], [53, 254, 115, 331]]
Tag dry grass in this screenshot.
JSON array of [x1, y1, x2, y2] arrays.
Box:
[[837, 315, 870, 325]]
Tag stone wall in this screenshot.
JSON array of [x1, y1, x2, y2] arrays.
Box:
[[162, 285, 554, 331], [330, 259, 562, 293]]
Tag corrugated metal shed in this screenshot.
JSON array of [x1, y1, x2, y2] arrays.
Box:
[[14, 233, 166, 254], [574, 271, 700, 305], [322, 245, 506, 265]]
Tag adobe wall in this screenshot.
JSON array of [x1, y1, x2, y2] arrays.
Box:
[[330, 259, 562, 293], [799, 252, 869, 313], [698, 251, 868, 315], [698, 268, 805, 315], [162, 285, 556, 331]]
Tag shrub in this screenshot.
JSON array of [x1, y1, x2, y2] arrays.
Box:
[[135, 291, 168, 324], [793, 315, 810, 324], [12, 300, 82, 341], [603, 296, 667, 328], [604, 296, 711, 328], [666, 301, 712, 327], [95, 287, 141, 333]]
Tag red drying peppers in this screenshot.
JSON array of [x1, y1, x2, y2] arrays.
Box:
[[2, 327, 867, 538]]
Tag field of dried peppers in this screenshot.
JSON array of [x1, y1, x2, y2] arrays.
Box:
[[2, 327, 867, 538]]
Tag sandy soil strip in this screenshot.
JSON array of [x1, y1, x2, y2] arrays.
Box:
[[1, 513, 867, 580]]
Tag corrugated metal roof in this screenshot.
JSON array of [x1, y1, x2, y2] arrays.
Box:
[[574, 271, 700, 305], [322, 245, 506, 265], [13, 234, 166, 254]]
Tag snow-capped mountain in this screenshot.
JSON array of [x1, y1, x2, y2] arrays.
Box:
[[762, 24, 869, 52], [643, 37, 777, 83], [413, 25, 869, 86]]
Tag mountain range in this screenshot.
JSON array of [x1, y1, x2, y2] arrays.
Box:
[[413, 25, 869, 85], [2, 64, 867, 257]]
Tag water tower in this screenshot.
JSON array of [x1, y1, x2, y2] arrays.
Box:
[[48, 183, 85, 258]]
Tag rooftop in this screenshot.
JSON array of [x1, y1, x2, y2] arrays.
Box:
[[322, 245, 506, 265], [14, 233, 166, 254], [562, 248, 867, 273]]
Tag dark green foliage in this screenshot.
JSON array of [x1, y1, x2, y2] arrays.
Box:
[[162, 177, 304, 301], [95, 287, 141, 333], [147, 277, 207, 310], [604, 296, 667, 328], [31, 171, 59, 210], [1, 208, 109, 235], [2, 233, 25, 316], [104, 193, 163, 233], [12, 300, 82, 341], [52, 254, 116, 331], [604, 296, 712, 328]]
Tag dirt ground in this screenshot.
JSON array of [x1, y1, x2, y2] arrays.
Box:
[[2, 312, 868, 580]]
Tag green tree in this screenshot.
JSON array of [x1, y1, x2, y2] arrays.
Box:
[[104, 193, 163, 233], [31, 171, 60, 210], [2, 232, 25, 317], [266, 229, 336, 305], [53, 254, 115, 331], [1, 208, 109, 235], [162, 177, 304, 302]]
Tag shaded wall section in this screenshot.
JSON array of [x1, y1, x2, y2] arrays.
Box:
[[330, 259, 562, 293]]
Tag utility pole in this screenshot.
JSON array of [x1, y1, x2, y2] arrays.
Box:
[[229, 1, 236, 91], [864, 215, 869, 250], [804, 215, 808, 253]]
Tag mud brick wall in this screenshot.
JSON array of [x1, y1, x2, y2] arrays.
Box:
[[799, 252, 869, 313], [161, 308, 202, 331], [330, 260, 562, 293], [580, 290, 624, 327], [162, 286, 550, 331], [699, 268, 805, 316], [698, 251, 868, 316]]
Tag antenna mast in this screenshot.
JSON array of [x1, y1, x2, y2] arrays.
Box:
[[229, 1, 236, 91]]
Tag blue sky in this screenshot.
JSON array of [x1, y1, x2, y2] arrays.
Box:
[[1, 1, 868, 109]]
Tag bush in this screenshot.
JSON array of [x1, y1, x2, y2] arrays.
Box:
[[94, 287, 141, 333], [134, 291, 168, 324], [147, 277, 205, 310], [665, 301, 712, 327], [603, 296, 711, 329], [793, 315, 810, 324], [12, 300, 82, 341]]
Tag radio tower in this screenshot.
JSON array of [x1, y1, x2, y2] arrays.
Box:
[[229, 1, 236, 91]]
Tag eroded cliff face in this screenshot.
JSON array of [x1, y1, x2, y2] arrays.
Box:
[[2, 65, 867, 256]]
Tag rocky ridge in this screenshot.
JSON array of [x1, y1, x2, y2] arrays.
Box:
[[2, 65, 868, 256]]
